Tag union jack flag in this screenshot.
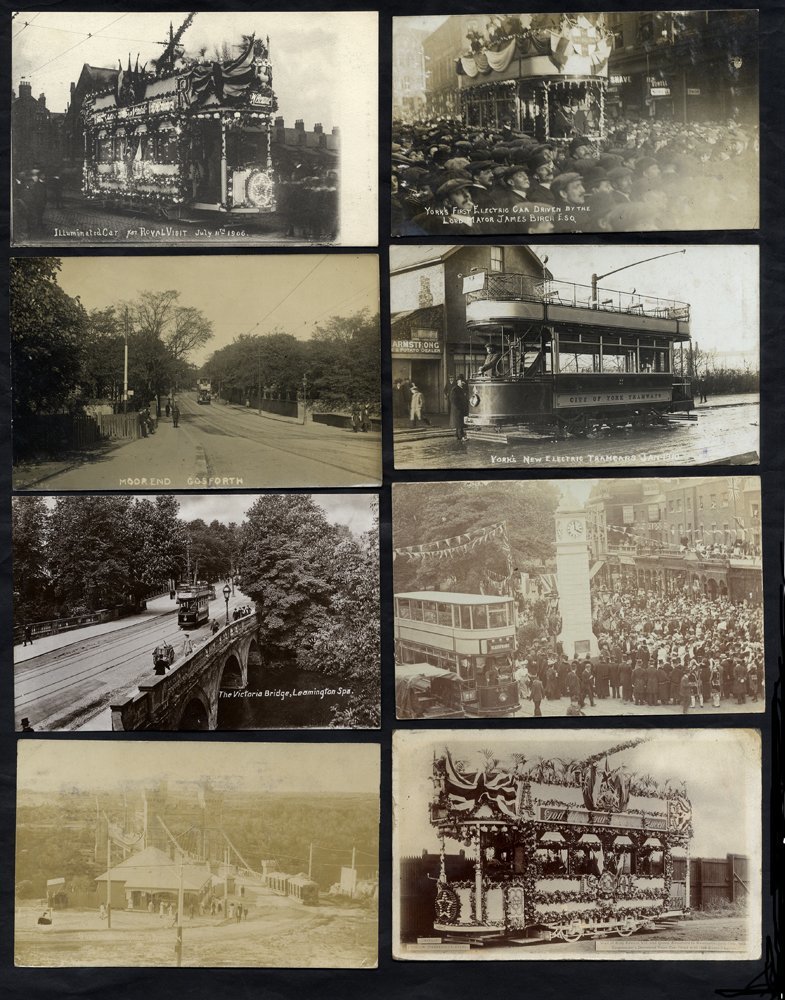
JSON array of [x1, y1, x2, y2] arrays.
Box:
[[443, 751, 520, 818]]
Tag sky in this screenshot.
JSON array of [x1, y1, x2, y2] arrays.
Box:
[[13, 11, 362, 128], [40, 492, 377, 536], [530, 244, 759, 363], [395, 729, 761, 860], [55, 255, 380, 366], [18, 739, 381, 796]]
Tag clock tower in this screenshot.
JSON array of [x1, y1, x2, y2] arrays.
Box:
[[554, 492, 599, 659]]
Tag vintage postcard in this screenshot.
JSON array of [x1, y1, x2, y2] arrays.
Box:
[[390, 243, 759, 470], [16, 740, 379, 967], [12, 10, 378, 246], [393, 729, 760, 960], [13, 493, 380, 732], [11, 254, 381, 490], [393, 11, 758, 235], [393, 476, 763, 720]]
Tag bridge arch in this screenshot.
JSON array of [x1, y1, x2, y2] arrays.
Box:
[[177, 688, 211, 731], [247, 637, 264, 688], [219, 653, 244, 691]]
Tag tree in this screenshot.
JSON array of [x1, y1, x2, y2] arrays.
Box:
[[237, 495, 337, 653], [12, 496, 52, 626], [124, 496, 188, 606], [11, 257, 87, 417]]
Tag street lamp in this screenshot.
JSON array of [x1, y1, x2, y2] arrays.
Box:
[[590, 249, 686, 308], [222, 583, 231, 625]]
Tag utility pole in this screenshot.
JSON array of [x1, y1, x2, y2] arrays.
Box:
[[123, 307, 129, 414], [308, 842, 314, 879], [106, 835, 112, 929], [257, 345, 262, 416], [175, 860, 184, 967]]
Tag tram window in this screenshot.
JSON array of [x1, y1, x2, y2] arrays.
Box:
[[459, 606, 472, 629], [472, 605, 489, 628], [558, 342, 600, 373], [410, 601, 423, 622], [397, 599, 411, 619], [487, 605, 507, 628], [436, 603, 454, 626], [422, 601, 437, 624], [97, 135, 113, 162], [457, 658, 474, 680]]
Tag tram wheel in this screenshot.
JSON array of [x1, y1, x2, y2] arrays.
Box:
[[562, 920, 583, 943], [617, 918, 636, 937]]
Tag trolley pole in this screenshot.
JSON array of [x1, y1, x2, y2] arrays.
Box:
[[175, 860, 184, 967], [590, 249, 686, 308]]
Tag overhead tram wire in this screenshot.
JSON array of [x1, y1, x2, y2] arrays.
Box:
[[30, 13, 129, 75], [236, 256, 328, 339], [12, 12, 41, 39], [14, 21, 158, 45]]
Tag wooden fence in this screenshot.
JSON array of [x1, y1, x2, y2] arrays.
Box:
[[14, 411, 145, 460], [672, 854, 749, 910]]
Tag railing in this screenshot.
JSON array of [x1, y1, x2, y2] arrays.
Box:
[[467, 273, 690, 322]]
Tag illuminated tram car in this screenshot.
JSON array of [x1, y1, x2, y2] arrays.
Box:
[[176, 581, 212, 628], [81, 33, 277, 218], [460, 272, 695, 442], [428, 748, 692, 944], [394, 592, 520, 718]]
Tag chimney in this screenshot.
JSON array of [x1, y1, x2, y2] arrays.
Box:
[[70, 81, 76, 95], [38, 93, 47, 107], [332, 126, 340, 136], [18, 80, 32, 100], [274, 115, 284, 128], [313, 122, 323, 134], [294, 118, 305, 131]]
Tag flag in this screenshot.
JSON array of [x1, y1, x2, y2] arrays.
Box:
[[443, 751, 519, 818]]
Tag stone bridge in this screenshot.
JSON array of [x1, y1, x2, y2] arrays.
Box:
[[111, 614, 264, 730]]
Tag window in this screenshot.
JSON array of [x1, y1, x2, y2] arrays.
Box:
[[490, 246, 503, 272], [699, 496, 704, 510], [487, 605, 508, 628], [722, 493, 729, 508], [676, 498, 682, 511], [687, 497, 693, 511], [668, 500, 674, 513], [710, 495, 717, 509], [422, 601, 437, 624], [460, 605, 472, 629], [751, 503, 759, 519], [397, 599, 411, 619], [437, 603, 454, 626], [472, 605, 489, 629]]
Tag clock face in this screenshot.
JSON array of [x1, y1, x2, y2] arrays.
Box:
[[566, 519, 584, 538]]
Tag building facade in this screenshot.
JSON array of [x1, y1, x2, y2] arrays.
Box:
[[390, 244, 546, 415], [11, 81, 63, 173]]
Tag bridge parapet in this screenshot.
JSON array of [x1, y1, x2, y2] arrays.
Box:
[[111, 613, 259, 731]]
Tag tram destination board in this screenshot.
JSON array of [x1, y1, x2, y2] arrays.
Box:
[[393, 729, 761, 961], [11, 11, 378, 247], [392, 11, 758, 236]]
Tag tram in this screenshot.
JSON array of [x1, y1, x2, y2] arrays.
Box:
[[460, 271, 695, 442], [176, 580, 212, 629], [81, 26, 277, 218], [394, 592, 520, 718], [427, 745, 692, 944]]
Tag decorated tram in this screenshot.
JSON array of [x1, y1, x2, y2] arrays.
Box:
[[460, 271, 695, 441], [81, 26, 277, 217], [394, 592, 520, 718], [454, 14, 612, 140], [427, 743, 692, 943]]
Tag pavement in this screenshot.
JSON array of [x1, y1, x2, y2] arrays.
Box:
[[14, 594, 177, 664], [14, 392, 382, 490]]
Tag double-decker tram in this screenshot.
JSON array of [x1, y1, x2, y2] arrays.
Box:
[[461, 272, 695, 442], [176, 580, 212, 629], [394, 592, 520, 718], [427, 745, 692, 944]]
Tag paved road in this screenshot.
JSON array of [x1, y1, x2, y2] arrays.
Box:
[[394, 401, 760, 470], [14, 591, 251, 733], [18, 393, 381, 490]]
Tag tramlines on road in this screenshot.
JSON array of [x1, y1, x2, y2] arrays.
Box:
[[15, 593, 248, 732]]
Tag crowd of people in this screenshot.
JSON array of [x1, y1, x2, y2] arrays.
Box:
[[392, 115, 758, 234], [515, 590, 763, 715]]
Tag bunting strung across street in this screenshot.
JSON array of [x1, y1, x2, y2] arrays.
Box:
[[393, 521, 513, 567]]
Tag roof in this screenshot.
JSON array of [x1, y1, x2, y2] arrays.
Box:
[[395, 591, 510, 605], [390, 244, 548, 277], [95, 845, 212, 892], [397, 662, 459, 680]]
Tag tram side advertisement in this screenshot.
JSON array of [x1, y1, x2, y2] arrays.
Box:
[[393, 729, 761, 961]]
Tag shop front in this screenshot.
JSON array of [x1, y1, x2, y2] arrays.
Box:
[[392, 306, 445, 417]]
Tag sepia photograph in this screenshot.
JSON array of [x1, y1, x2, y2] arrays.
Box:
[[11, 255, 381, 490], [393, 477, 763, 720], [12, 10, 378, 246], [393, 729, 760, 960], [390, 243, 759, 470], [15, 740, 380, 968], [392, 11, 758, 235], [13, 493, 380, 732]]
